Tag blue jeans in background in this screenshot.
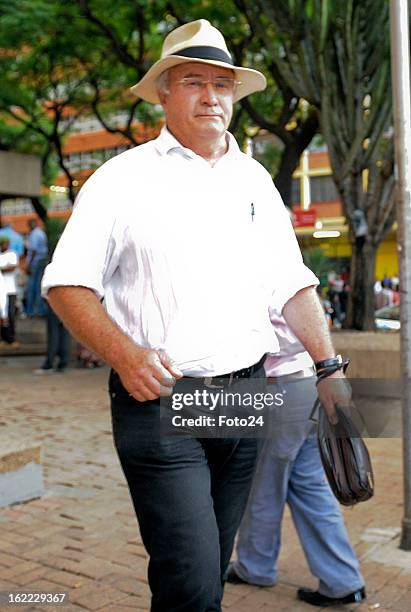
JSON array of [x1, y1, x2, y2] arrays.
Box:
[[42, 305, 70, 370], [232, 375, 365, 598], [26, 257, 48, 316]]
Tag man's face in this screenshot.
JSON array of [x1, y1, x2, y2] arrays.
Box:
[[160, 62, 235, 147]]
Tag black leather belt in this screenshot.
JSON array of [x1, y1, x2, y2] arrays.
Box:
[[193, 355, 266, 388]]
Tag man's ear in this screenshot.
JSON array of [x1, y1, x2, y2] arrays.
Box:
[[158, 91, 168, 106]]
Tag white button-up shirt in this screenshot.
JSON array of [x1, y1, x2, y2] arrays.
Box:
[[42, 127, 318, 376], [0, 249, 18, 295]]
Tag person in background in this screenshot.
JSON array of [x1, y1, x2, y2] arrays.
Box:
[[0, 269, 7, 324], [25, 219, 48, 317], [0, 236, 19, 347], [0, 222, 25, 258], [374, 279, 383, 309], [15, 266, 27, 317], [328, 273, 344, 328], [76, 342, 103, 369], [225, 310, 366, 607], [391, 279, 400, 305], [33, 221, 70, 373], [381, 279, 394, 308], [318, 288, 333, 329], [33, 304, 70, 374]]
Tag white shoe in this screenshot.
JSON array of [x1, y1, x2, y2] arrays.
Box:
[[33, 368, 54, 375]]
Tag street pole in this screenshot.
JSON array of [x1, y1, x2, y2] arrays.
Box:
[[389, 0, 411, 550]]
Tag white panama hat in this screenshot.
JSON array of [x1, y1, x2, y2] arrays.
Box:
[[130, 19, 267, 103]]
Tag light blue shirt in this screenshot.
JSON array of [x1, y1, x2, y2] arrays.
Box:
[[0, 226, 24, 257], [27, 227, 48, 266]]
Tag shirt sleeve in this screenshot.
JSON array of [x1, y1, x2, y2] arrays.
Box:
[[42, 163, 123, 300], [36, 230, 48, 253], [0, 252, 18, 269]]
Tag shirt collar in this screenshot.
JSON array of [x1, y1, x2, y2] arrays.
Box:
[[154, 126, 242, 161]]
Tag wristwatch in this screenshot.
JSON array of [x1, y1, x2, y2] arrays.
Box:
[[314, 354, 343, 372]]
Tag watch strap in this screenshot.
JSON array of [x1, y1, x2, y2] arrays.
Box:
[[315, 354, 343, 372]]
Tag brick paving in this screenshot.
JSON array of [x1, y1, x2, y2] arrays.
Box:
[[0, 356, 410, 611]]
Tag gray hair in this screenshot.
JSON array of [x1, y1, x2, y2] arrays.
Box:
[[156, 70, 170, 95]]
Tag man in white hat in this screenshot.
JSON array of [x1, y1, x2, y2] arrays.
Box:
[[42, 19, 349, 612]]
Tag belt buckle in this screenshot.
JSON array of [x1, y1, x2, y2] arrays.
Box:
[[203, 371, 235, 389], [204, 376, 224, 389]]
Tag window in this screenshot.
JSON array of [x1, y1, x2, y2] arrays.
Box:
[[291, 179, 300, 204], [291, 175, 338, 205], [310, 176, 339, 202], [62, 146, 130, 172]]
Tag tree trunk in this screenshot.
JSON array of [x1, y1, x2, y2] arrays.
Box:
[[30, 197, 48, 223], [347, 238, 377, 330], [274, 141, 301, 207], [275, 114, 319, 207]]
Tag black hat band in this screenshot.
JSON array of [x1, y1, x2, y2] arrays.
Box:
[[174, 46, 233, 66]]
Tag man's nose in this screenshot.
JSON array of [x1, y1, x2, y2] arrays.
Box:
[[200, 82, 218, 105]]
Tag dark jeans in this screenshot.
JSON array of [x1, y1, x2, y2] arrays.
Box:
[[43, 305, 70, 370], [26, 257, 48, 316], [1, 294, 16, 343], [109, 369, 263, 612]]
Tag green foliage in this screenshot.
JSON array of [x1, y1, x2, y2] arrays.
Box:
[[0, 0, 319, 210], [255, 142, 282, 177], [0, 0, 175, 210], [238, 0, 394, 329], [302, 247, 334, 286], [44, 217, 67, 256], [0, 0, 395, 327]]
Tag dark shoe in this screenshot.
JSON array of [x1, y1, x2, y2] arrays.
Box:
[[224, 563, 274, 587], [297, 587, 366, 607], [225, 564, 249, 585]]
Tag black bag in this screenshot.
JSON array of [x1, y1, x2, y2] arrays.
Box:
[[315, 400, 374, 506]]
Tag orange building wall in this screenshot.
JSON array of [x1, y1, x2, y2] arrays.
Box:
[[64, 123, 159, 154], [293, 200, 343, 217], [308, 151, 331, 170], [2, 210, 71, 234]]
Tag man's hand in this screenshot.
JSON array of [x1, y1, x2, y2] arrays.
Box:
[[316, 370, 352, 425], [1, 265, 16, 273], [46, 286, 183, 403], [118, 347, 183, 402]]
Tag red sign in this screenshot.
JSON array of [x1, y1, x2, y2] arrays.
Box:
[[293, 209, 317, 227]]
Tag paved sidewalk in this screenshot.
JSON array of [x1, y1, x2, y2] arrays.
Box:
[[0, 356, 410, 611], [0, 318, 46, 357]]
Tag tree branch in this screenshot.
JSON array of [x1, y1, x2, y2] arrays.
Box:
[[77, 0, 137, 68]]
